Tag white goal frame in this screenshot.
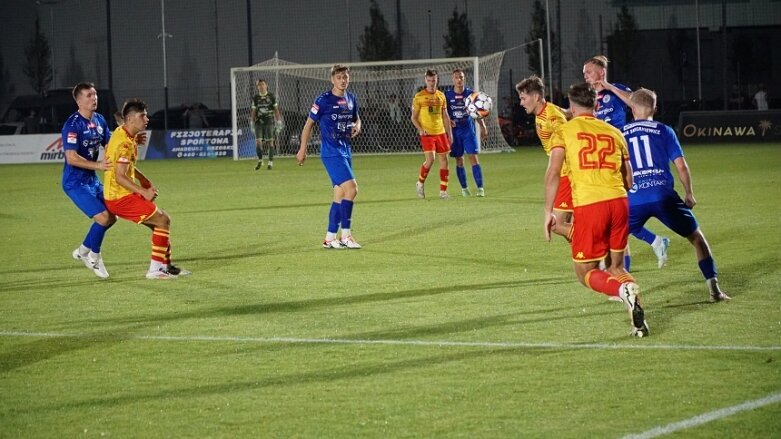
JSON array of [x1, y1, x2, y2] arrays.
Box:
[[230, 53, 516, 160]]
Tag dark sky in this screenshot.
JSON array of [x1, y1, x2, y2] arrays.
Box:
[[1, 0, 778, 112]]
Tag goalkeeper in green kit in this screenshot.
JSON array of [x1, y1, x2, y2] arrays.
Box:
[[250, 79, 282, 170]]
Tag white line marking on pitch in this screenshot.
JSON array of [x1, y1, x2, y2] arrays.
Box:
[[1, 331, 780, 352], [621, 391, 781, 439]]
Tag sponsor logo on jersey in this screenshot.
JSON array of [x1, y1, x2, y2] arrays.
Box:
[[311, 104, 319, 114], [67, 132, 78, 144]]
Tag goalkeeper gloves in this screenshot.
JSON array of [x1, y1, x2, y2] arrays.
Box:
[[274, 120, 284, 135]]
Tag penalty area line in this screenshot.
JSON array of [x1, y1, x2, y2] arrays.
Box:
[[1, 330, 780, 352], [621, 391, 781, 439]]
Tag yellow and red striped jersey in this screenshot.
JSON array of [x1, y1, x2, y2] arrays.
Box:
[[412, 89, 447, 135], [103, 126, 138, 201], [536, 102, 569, 176], [549, 114, 629, 207]]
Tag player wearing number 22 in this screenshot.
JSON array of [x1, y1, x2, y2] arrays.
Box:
[[104, 99, 190, 279], [623, 88, 730, 302], [544, 83, 648, 337]]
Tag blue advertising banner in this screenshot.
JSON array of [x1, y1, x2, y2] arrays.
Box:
[[145, 129, 236, 159]]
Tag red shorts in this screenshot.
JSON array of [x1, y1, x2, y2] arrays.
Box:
[[553, 175, 573, 212], [420, 133, 450, 154], [105, 193, 158, 224], [570, 197, 629, 262]]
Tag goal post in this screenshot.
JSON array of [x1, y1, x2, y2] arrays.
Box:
[[230, 53, 513, 160]]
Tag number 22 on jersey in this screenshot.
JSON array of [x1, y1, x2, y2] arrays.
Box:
[[577, 132, 617, 169]]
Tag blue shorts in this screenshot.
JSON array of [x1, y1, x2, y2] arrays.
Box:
[[629, 194, 699, 238], [321, 155, 355, 187], [64, 183, 107, 218], [449, 131, 479, 158]]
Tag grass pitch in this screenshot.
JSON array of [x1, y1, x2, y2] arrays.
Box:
[[1, 144, 780, 438]]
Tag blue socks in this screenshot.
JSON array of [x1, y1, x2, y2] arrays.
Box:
[[340, 199, 354, 230], [83, 222, 110, 253], [624, 254, 631, 272], [456, 166, 467, 189], [698, 256, 717, 280], [633, 227, 656, 245], [472, 164, 483, 188], [328, 202, 341, 234]]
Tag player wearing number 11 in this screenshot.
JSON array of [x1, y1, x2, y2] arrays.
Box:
[[623, 89, 730, 302], [544, 83, 648, 337]]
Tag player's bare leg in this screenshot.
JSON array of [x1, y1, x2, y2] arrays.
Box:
[[572, 251, 649, 337]]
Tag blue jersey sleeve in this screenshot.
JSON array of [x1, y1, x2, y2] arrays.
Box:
[[350, 92, 360, 122], [309, 94, 326, 122], [61, 116, 81, 152], [97, 113, 111, 147], [664, 125, 684, 162]]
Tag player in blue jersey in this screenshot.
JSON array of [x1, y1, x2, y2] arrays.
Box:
[[623, 89, 730, 302], [445, 69, 487, 197], [584, 55, 670, 270], [296, 64, 363, 249], [61, 82, 115, 278]]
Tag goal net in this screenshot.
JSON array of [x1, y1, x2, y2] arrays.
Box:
[[230, 53, 512, 160]]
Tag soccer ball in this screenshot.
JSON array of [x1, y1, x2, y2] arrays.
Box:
[[465, 91, 493, 119]]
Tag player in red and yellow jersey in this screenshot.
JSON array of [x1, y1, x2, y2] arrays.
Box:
[[411, 69, 453, 199], [516, 75, 572, 240], [543, 83, 648, 337], [104, 98, 190, 280]]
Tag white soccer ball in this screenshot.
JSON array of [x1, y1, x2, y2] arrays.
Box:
[[465, 91, 493, 119]]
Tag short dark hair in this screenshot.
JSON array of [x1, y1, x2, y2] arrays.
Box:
[[256, 79, 266, 84], [567, 83, 597, 109], [425, 69, 438, 77], [515, 75, 545, 96], [72, 82, 96, 100], [331, 64, 350, 76], [452, 68, 464, 75], [122, 98, 147, 119]]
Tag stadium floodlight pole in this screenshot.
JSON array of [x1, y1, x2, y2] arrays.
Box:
[[538, 38, 545, 90], [35, 1, 60, 88], [157, 0, 172, 131], [347, 0, 352, 61], [428, 10, 432, 58], [695, 0, 703, 107], [545, 0, 553, 102]]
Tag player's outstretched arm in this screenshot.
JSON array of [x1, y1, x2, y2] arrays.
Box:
[[621, 157, 634, 191], [673, 157, 696, 208], [65, 150, 111, 171], [411, 106, 425, 136], [351, 117, 362, 138], [115, 162, 156, 201], [442, 107, 453, 142], [297, 118, 315, 165], [543, 148, 565, 241]]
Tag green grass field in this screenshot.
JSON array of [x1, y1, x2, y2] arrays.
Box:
[[1, 144, 780, 438]]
